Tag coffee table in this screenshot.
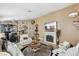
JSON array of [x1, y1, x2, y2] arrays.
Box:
[[29, 40, 41, 52]]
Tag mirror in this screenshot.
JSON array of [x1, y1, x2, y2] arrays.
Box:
[[44, 22, 57, 32]]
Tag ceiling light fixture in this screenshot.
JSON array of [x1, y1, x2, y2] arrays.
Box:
[[27, 10, 32, 13], [68, 12, 79, 17], [68, 12, 79, 30]]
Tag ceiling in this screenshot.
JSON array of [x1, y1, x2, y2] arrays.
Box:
[[0, 3, 72, 21]]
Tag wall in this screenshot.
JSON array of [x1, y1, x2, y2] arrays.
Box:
[[35, 4, 79, 46], [0, 20, 35, 37]]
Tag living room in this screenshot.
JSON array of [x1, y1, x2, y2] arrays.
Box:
[[0, 3, 79, 56]]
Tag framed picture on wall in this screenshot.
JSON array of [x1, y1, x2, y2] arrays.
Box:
[[44, 21, 57, 32]]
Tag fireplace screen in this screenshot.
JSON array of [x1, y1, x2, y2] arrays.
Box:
[[46, 35, 54, 43]]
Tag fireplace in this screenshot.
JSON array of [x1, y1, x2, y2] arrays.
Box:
[[44, 32, 56, 45], [46, 35, 54, 43], [43, 21, 57, 45]]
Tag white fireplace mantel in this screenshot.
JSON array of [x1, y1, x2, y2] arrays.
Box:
[[43, 32, 56, 45]]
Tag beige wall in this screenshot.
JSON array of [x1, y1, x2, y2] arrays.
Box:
[[35, 4, 79, 46]]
